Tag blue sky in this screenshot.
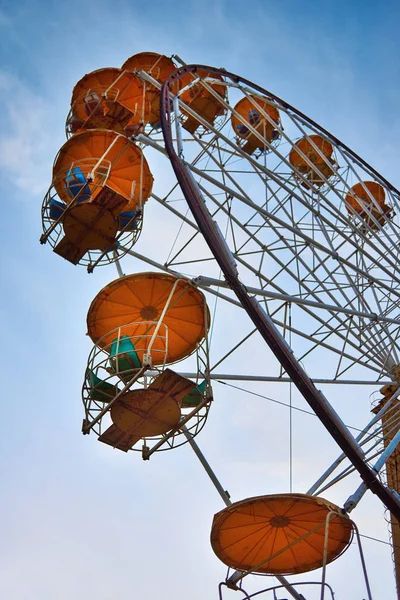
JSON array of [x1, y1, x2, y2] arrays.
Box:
[[1, 0, 400, 598]]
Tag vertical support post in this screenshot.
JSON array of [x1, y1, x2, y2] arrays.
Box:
[[183, 427, 306, 600]]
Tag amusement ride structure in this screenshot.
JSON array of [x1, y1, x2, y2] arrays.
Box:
[[40, 52, 400, 599]]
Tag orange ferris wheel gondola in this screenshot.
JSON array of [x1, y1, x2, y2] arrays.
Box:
[[53, 129, 153, 212], [49, 129, 153, 264], [179, 69, 227, 134], [289, 134, 336, 188], [121, 52, 178, 126], [345, 180, 391, 229], [231, 94, 280, 155], [67, 67, 152, 136]]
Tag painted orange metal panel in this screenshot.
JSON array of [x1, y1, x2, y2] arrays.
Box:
[[179, 70, 226, 132], [87, 272, 209, 365], [110, 369, 194, 438], [289, 134, 333, 170], [211, 494, 353, 575], [111, 388, 181, 437], [289, 135, 336, 187], [122, 52, 177, 83], [98, 423, 141, 452], [62, 204, 117, 250]]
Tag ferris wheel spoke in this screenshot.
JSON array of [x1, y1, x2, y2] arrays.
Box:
[[191, 122, 400, 282], [128, 241, 386, 378], [185, 160, 400, 298], [165, 176, 400, 374], [165, 192, 233, 268], [163, 136, 399, 298], [235, 252, 387, 374]]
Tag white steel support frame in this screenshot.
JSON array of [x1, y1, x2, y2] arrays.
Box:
[[124, 246, 382, 600], [132, 130, 400, 382], [126, 247, 395, 386], [308, 388, 400, 497], [179, 425, 308, 600], [156, 64, 400, 592]]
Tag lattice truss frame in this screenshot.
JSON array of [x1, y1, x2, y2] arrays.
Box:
[[122, 68, 400, 386]]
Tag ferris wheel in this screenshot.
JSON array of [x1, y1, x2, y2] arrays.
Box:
[[40, 52, 400, 599]]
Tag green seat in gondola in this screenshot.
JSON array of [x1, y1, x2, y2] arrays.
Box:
[[86, 369, 120, 402], [181, 380, 207, 408], [109, 335, 141, 379]]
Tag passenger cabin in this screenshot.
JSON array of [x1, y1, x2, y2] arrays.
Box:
[[289, 134, 336, 189], [179, 69, 227, 134], [231, 95, 280, 155], [345, 181, 393, 230], [84, 272, 211, 451], [43, 130, 153, 264], [67, 68, 152, 138], [121, 52, 178, 127]]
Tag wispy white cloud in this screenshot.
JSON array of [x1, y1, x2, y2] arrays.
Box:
[[0, 71, 62, 196]]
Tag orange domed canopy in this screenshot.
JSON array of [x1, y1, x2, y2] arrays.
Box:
[[345, 180, 386, 213], [289, 135, 333, 170], [69, 68, 151, 135], [53, 129, 153, 213], [122, 52, 177, 83], [121, 52, 178, 124], [211, 494, 353, 576], [179, 70, 226, 133], [232, 95, 280, 155], [87, 272, 210, 365]]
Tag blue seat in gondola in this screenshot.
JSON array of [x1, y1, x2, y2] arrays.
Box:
[[64, 166, 91, 202], [49, 198, 67, 220], [118, 211, 138, 230], [248, 109, 261, 126], [236, 124, 249, 136]]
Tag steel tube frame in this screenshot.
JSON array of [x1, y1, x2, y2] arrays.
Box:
[[135, 134, 400, 377], [194, 275, 399, 325], [182, 429, 305, 600], [124, 248, 390, 381], [345, 428, 400, 513], [181, 425, 231, 505], [160, 64, 400, 522]]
